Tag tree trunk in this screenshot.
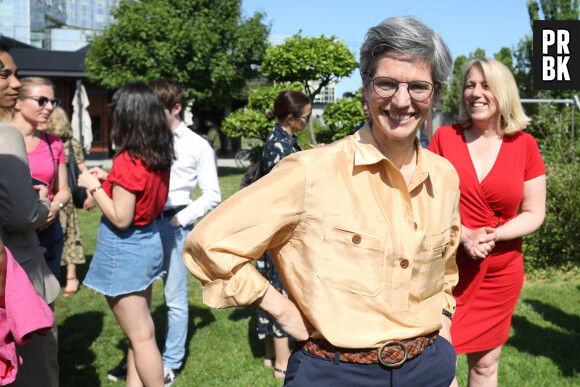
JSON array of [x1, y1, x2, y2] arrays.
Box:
[[308, 119, 317, 146]]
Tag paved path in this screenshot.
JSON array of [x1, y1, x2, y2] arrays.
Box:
[[86, 156, 242, 169]]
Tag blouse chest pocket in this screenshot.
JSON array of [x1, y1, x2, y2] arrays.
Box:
[[411, 230, 450, 302], [316, 215, 388, 297]]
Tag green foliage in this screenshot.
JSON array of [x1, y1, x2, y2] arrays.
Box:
[[528, 0, 579, 21], [262, 33, 358, 101], [296, 119, 333, 148], [513, 35, 536, 101], [246, 82, 304, 111], [220, 109, 271, 141], [443, 55, 467, 118], [85, 0, 269, 111], [471, 47, 486, 58], [523, 104, 580, 275], [494, 47, 514, 71], [322, 92, 365, 141], [221, 83, 303, 141]]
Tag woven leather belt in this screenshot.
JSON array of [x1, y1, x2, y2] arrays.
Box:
[[300, 332, 438, 368]]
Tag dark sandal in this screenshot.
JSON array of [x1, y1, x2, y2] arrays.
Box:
[[274, 368, 286, 379]]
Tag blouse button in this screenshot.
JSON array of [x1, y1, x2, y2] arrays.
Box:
[[400, 259, 409, 269], [352, 234, 362, 244], [413, 222, 418, 230]]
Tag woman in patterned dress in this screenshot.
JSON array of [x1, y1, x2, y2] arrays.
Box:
[[42, 107, 95, 296]]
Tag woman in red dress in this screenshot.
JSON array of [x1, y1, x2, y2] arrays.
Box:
[[428, 57, 546, 386]]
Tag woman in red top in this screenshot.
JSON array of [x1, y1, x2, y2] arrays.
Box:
[[79, 82, 175, 387], [428, 58, 546, 387]]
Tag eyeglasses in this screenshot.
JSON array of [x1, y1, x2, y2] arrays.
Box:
[[371, 77, 434, 102], [301, 114, 311, 121], [19, 96, 60, 108]]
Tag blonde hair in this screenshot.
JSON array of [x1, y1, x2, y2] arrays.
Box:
[[19, 77, 54, 97], [46, 106, 72, 140], [458, 58, 530, 135]]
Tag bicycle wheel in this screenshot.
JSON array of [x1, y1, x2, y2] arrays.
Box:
[[235, 149, 251, 168]]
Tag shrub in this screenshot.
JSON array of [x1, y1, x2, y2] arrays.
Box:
[[322, 94, 365, 141], [523, 104, 580, 277]]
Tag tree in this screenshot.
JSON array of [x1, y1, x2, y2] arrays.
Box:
[[514, 0, 579, 99], [494, 47, 514, 71], [221, 83, 303, 141], [221, 83, 304, 162], [85, 0, 270, 111], [513, 36, 536, 100], [528, 0, 579, 21], [518, 1, 580, 273], [471, 48, 486, 58], [322, 92, 365, 141], [262, 33, 358, 145], [443, 55, 467, 119]]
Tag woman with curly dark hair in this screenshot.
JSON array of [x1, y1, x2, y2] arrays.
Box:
[[78, 82, 175, 387]]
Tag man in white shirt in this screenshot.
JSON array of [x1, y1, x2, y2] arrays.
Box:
[[148, 78, 221, 386]]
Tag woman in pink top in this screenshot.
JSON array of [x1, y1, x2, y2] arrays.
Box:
[[7, 77, 70, 281]]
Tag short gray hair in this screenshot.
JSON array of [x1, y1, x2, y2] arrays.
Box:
[[360, 17, 452, 98]]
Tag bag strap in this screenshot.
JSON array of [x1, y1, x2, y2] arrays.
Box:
[[42, 132, 57, 192], [68, 140, 77, 171]]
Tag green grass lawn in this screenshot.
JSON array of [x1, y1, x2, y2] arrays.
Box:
[[55, 166, 580, 386]]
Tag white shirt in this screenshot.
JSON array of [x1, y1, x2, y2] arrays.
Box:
[[165, 122, 221, 226]]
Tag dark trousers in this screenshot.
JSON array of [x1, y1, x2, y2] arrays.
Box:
[[284, 336, 456, 387], [38, 221, 64, 282]]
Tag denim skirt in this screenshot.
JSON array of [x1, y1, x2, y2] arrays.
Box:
[[83, 216, 164, 297]]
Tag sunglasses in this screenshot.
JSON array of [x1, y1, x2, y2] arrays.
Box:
[[19, 96, 60, 108], [300, 114, 311, 121]]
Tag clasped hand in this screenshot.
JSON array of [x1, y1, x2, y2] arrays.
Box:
[[463, 227, 497, 260], [78, 167, 108, 191]]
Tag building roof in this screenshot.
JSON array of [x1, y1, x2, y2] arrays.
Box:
[[2, 35, 87, 78]]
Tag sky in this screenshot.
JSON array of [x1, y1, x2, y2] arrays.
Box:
[[241, 0, 533, 97]]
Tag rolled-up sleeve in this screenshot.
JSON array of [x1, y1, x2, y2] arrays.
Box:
[[183, 156, 306, 308], [443, 189, 461, 314]]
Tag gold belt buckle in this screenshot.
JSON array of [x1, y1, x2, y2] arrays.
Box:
[[378, 340, 409, 368]]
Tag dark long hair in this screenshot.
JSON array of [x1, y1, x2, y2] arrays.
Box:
[[109, 82, 175, 172], [266, 90, 311, 121]]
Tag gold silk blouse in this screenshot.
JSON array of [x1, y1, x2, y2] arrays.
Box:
[[184, 124, 460, 349]]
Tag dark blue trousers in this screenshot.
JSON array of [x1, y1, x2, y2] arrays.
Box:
[[284, 336, 456, 387]]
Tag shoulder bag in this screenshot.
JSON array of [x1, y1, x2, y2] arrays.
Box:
[[66, 140, 88, 208]]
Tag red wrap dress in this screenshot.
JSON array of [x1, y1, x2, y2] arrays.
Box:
[[428, 124, 546, 353]]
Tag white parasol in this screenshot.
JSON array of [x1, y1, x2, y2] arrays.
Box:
[[71, 80, 92, 154]]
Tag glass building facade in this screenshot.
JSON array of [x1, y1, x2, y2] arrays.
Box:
[[0, 0, 31, 45], [1, 0, 117, 50]]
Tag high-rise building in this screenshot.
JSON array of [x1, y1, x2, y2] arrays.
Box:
[[1, 0, 118, 50], [0, 0, 31, 44]]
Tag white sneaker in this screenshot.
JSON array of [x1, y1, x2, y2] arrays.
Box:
[[164, 368, 180, 387]]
